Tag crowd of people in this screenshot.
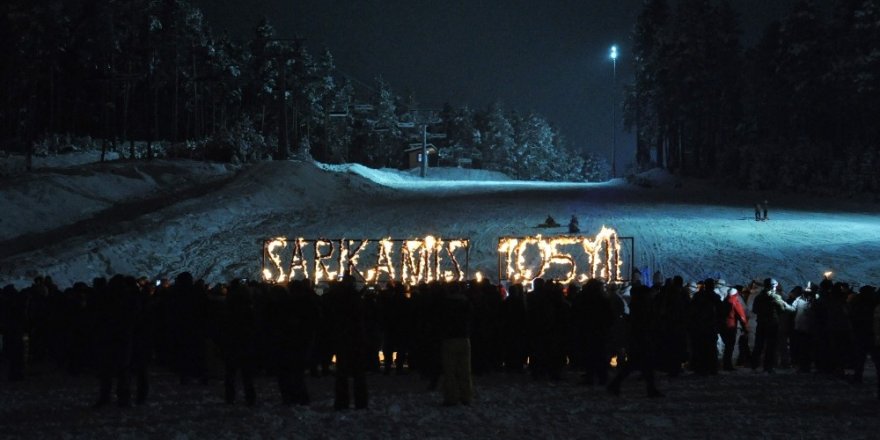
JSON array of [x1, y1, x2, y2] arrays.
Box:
[[1, 270, 878, 409]]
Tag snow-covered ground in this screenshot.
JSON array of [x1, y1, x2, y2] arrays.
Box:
[[1, 157, 879, 289], [1, 364, 878, 439], [2, 156, 880, 438]]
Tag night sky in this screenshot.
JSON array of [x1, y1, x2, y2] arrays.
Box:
[[196, 0, 797, 170]]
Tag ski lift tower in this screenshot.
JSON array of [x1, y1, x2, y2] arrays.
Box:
[[402, 109, 445, 178]]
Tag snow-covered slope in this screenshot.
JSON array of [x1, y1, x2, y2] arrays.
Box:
[[321, 163, 612, 193], [1, 160, 878, 289], [0, 159, 233, 243]]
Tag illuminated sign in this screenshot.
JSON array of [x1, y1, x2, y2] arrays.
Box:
[[262, 236, 469, 285], [497, 227, 624, 284], [261, 227, 629, 286]]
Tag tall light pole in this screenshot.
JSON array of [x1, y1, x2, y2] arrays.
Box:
[[610, 44, 618, 178]]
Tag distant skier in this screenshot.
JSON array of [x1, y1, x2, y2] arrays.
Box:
[[568, 215, 580, 234], [754, 203, 762, 222], [762, 200, 769, 221]]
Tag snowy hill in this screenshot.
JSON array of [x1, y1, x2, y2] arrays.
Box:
[[1, 159, 879, 289]]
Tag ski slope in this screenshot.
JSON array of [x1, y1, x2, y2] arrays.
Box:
[[1, 157, 878, 290]]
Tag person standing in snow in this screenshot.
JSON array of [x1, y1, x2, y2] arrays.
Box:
[[574, 279, 614, 386], [502, 283, 528, 373], [812, 280, 853, 376], [777, 285, 798, 369], [790, 283, 816, 372], [762, 200, 769, 221], [718, 282, 749, 371], [751, 278, 794, 373], [607, 276, 663, 398], [439, 282, 474, 406], [1, 284, 27, 381], [92, 275, 138, 408], [329, 276, 369, 410], [220, 281, 258, 406], [754, 203, 762, 222], [655, 276, 689, 376], [687, 279, 722, 375], [848, 285, 878, 388]]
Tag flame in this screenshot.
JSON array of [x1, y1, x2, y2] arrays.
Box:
[[376, 238, 396, 282], [264, 237, 288, 283], [497, 227, 622, 284], [261, 236, 469, 286], [476, 271, 483, 283], [314, 239, 336, 281], [443, 270, 455, 282], [402, 240, 424, 285], [289, 238, 309, 281]]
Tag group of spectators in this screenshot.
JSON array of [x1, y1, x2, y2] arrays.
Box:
[[1, 270, 878, 408]]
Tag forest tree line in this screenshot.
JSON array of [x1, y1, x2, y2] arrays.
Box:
[[0, 0, 606, 182], [627, 0, 880, 194]]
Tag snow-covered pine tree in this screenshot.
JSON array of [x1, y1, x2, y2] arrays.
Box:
[[480, 102, 517, 178]]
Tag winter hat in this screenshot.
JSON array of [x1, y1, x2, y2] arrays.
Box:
[[727, 287, 738, 297], [717, 279, 728, 287]]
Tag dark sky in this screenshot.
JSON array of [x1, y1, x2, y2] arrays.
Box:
[[196, 0, 796, 171]]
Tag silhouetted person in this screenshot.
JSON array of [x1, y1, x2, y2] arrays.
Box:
[[654, 276, 689, 376], [92, 275, 137, 408], [2, 285, 27, 381], [169, 272, 208, 384], [688, 279, 721, 375], [221, 282, 258, 405], [607, 279, 663, 398], [130, 277, 153, 405], [848, 285, 878, 388], [576, 279, 614, 385], [382, 282, 411, 375], [329, 276, 369, 410], [25, 277, 50, 365], [502, 283, 528, 373], [762, 200, 769, 220], [65, 282, 91, 375], [754, 203, 762, 221], [412, 282, 445, 390], [440, 283, 475, 405], [813, 281, 853, 376]]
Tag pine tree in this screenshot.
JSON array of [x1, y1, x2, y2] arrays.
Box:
[[628, 0, 670, 169], [480, 103, 516, 177]]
